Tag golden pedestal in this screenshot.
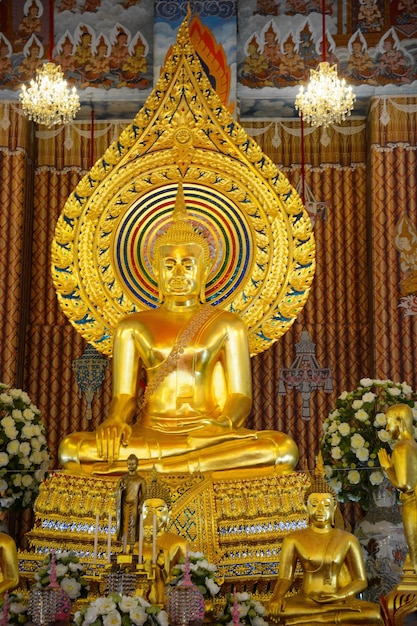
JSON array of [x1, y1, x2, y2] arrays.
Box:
[[20, 467, 308, 595], [381, 561, 417, 625]]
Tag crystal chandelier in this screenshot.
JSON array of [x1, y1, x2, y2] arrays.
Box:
[[295, 0, 355, 128], [295, 61, 355, 128], [20, 61, 80, 127]]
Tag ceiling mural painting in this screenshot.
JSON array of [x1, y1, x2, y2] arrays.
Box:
[[0, 0, 416, 120]]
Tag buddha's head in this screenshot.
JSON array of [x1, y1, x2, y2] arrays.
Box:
[[304, 453, 338, 528], [142, 472, 172, 539], [152, 182, 212, 303], [385, 403, 414, 438], [126, 453, 139, 472]]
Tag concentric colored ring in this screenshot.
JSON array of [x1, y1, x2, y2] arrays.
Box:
[[113, 183, 252, 309]]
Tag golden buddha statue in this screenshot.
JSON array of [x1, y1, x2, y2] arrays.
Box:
[[115, 453, 146, 549], [0, 532, 19, 596], [379, 403, 417, 575], [139, 473, 188, 605], [267, 459, 382, 625], [58, 183, 298, 475]]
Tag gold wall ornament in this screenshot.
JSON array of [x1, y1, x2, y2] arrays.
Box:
[[51, 12, 315, 357]]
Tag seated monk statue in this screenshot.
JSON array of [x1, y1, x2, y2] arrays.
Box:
[[267, 457, 382, 625], [139, 472, 188, 605], [379, 403, 417, 575], [58, 182, 298, 474], [0, 532, 19, 596]]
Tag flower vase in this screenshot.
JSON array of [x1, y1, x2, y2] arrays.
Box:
[[355, 480, 407, 602]]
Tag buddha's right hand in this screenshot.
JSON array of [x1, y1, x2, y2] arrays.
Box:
[[96, 417, 132, 462], [268, 596, 286, 616]]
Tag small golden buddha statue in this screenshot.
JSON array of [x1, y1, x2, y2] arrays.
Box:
[[0, 532, 19, 596], [115, 453, 146, 550], [379, 403, 417, 576], [139, 473, 188, 606], [267, 457, 382, 625], [58, 183, 298, 475]]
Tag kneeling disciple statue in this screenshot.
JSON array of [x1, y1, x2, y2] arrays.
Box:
[[58, 183, 298, 475], [267, 458, 382, 625]]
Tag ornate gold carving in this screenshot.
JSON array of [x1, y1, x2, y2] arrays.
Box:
[[51, 15, 315, 357]]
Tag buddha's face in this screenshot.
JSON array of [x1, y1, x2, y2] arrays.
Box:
[[126, 455, 138, 472], [158, 243, 205, 299], [307, 492, 335, 527], [142, 498, 170, 538]]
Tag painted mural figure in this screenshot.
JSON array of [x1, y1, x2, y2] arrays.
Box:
[[0, 36, 14, 85], [109, 27, 130, 76], [119, 36, 150, 88], [358, 0, 383, 32], [15, 0, 42, 46], [297, 23, 319, 68], [346, 37, 378, 83], [394, 213, 417, 296], [84, 35, 113, 87], [242, 36, 273, 87], [276, 35, 306, 82], [17, 36, 43, 82], [262, 23, 282, 71], [55, 35, 77, 76], [73, 26, 94, 71], [254, 0, 279, 16], [377, 31, 412, 82], [396, 0, 417, 22]]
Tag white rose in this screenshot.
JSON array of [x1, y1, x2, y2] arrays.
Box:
[[55, 563, 68, 578], [22, 424, 35, 438], [20, 392, 31, 404], [0, 452, 9, 467], [331, 446, 342, 460], [352, 400, 363, 409], [19, 442, 31, 457], [12, 474, 22, 487], [331, 433, 341, 446], [324, 465, 333, 478], [401, 382, 412, 394], [30, 451, 43, 465], [1, 416, 15, 429], [347, 469, 361, 484], [20, 456, 31, 469], [339, 391, 348, 400], [4, 425, 18, 439], [360, 378, 373, 387], [156, 610, 169, 626], [205, 576, 220, 596], [31, 437, 41, 450], [378, 429, 391, 442], [387, 387, 401, 396], [328, 421, 338, 433], [362, 392, 376, 403], [355, 409, 369, 422], [329, 410, 340, 419], [329, 478, 342, 493], [350, 433, 365, 449], [374, 413, 386, 427], [9, 389, 22, 399], [0, 479, 8, 492], [22, 474, 34, 488], [338, 423, 350, 436], [355, 447, 370, 462], [370, 471, 384, 485], [11, 409, 23, 420], [23, 408, 35, 421], [7, 440, 20, 456], [0, 393, 13, 405]]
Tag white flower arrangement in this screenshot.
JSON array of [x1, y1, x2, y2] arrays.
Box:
[[215, 591, 268, 626], [35, 551, 89, 600], [72, 592, 169, 626], [0, 383, 51, 511], [0, 592, 30, 625], [169, 550, 221, 599], [321, 378, 417, 510]]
